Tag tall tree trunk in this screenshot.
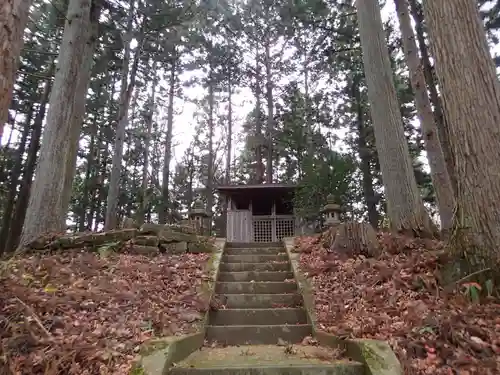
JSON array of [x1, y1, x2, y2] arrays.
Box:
[[264, 39, 274, 183], [0, 0, 32, 142], [226, 76, 233, 184], [422, 0, 500, 267], [137, 67, 157, 225], [353, 78, 379, 229], [395, 0, 455, 234], [355, 0, 436, 237], [104, 8, 141, 230], [408, 0, 456, 192], [61, 4, 101, 218], [206, 60, 215, 232], [79, 115, 99, 231], [160, 53, 176, 224], [19, 0, 95, 246], [0, 107, 33, 253], [254, 47, 264, 184], [6, 63, 53, 250]]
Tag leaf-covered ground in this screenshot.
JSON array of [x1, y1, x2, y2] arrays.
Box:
[[296, 233, 500, 375], [0, 251, 211, 374]]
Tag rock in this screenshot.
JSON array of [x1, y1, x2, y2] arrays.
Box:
[[162, 242, 188, 254], [33, 229, 138, 250], [159, 229, 198, 244], [167, 223, 197, 235], [139, 223, 198, 243], [187, 241, 214, 253], [139, 223, 166, 235], [130, 245, 159, 255], [134, 236, 159, 247]]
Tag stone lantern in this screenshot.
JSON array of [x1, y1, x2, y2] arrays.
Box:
[[320, 194, 343, 227], [188, 199, 211, 235]]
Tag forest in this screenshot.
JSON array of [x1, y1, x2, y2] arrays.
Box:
[[0, 0, 499, 257], [1, 0, 500, 373]]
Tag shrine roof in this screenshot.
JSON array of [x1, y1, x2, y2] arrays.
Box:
[[216, 183, 296, 196]]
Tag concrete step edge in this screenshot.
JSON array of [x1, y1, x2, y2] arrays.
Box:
[[170, 363, 364, 371]]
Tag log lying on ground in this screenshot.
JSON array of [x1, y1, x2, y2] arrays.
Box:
[[328, 221, 381, 258]]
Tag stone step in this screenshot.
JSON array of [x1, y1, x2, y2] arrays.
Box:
[[170, 345, 364, 375], [220, 262, 290, 272], [170, 364, 364, 375], [224, 247, 283, 255], [218, 271, 294, 282], [222, 293, 303, 309], [205, 324, 312, 345], [222, 254, 288, 263], [216, 281, 297, 294], [226, 242, 282, 248], [209, 308, 307, 326]]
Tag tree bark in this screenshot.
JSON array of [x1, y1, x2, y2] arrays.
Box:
[[137, 66, 157, 225], [7, 61, 54, 250], [355, 0, 436, 237], [104, 6, 141, 230], [159, 53, 177, 224], [422, 0, 500, 266], [226, 77, 233, 184], [0, 106, 33, 253], [79, 115, 99, 232], [206, 58, 215, 232], [352, 77, 379, 229], [254, 46, 264, 184], [19, 0, 95, 246], [0, 0, 32, 142], [395, 0, 455, 234], [264, 39, 274, 183], [61, 3, 100, 217], [408, 0, 456, 193]]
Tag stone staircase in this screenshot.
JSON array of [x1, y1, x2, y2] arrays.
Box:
[[206, 242, 311, 345], [168, 242, 365, 375]]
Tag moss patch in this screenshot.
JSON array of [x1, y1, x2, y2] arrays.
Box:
[[128, 364, 146, 375], [140, 337, 175, 356]]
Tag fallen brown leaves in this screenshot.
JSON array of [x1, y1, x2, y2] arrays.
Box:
[[297, 232, 500, 375], [0, 251, 211, 374]]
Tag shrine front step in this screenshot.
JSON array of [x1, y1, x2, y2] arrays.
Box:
[[224, 247, 283, 255], [225, 242, 282, 249], [222, 254, 288, 263]]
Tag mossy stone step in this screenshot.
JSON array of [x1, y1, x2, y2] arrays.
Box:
[[169, 345, 364, 375], [222, 254, 288, 263], [221, 293, 303, 309], [205, 324, 312, 345], [215, 281, 297, 294], [220, 262, 290, 272], [209, 308, 307, 326], [170, 365, 363, 375], [218, 271, 294, 282], [224, 247, 284, 255]]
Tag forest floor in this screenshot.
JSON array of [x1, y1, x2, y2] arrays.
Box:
[[0, 249, 211, 374], [296, 233, 500, 375]]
